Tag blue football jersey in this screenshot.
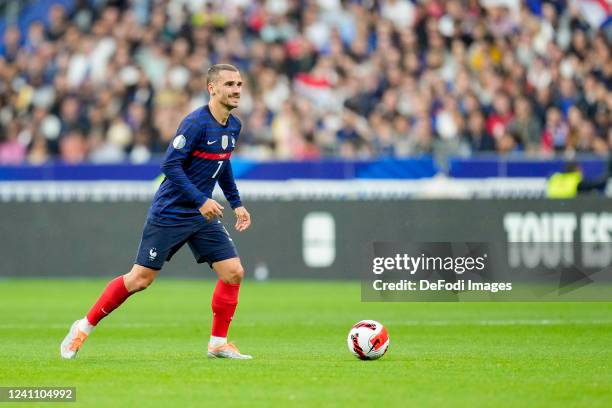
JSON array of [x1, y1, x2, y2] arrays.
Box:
[[148, 105, 242, 225]]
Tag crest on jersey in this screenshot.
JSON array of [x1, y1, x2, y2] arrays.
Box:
[[221, 134, 229, 150], [232, 136, 236, 148]]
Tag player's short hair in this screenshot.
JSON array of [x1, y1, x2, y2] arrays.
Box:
[[206, 64, 239, 86]]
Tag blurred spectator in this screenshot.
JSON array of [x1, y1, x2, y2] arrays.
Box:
[[486, 92, 514, 140], [542, 107, 569, 153], [465, 110, 496, 152], [0, 0, 609, 165], [60, 130, 87, 164], [0, 26, 21, 62], [497, 129, 523, 154], [507, 96, 541, 153], [0, 120, 27, 164]]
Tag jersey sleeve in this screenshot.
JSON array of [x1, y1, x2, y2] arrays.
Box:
[[160, 120, 208, 208], [217, 159, 242, 209]]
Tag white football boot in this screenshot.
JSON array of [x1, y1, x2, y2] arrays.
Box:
[[60, 320, 89, 359], [207, 343, 252, 359]]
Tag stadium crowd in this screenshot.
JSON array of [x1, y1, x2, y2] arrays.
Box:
[[0, 0, 610, 164]]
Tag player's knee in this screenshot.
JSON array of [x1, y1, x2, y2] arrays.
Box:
[[125, 266, 157, 292], [223, 264, 244, 284], [131, 275, 154, 292]]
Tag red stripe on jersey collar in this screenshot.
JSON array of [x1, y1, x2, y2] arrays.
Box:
[[192, 151, 232, 160]]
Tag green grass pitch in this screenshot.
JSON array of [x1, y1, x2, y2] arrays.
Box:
[[1, 279, 611, 407]]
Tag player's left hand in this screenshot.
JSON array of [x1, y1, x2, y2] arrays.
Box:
[[234, 206, 251, 232]]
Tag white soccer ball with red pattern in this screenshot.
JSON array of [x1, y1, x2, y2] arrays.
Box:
[[347, 320, 389, 360]]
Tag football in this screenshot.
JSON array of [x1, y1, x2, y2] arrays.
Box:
[[347, 320, 389, 360]]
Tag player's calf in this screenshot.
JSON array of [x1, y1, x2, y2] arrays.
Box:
[[209, 258, 246, 353]]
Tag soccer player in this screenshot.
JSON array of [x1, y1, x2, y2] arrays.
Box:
[[60, 64, 252, 359]]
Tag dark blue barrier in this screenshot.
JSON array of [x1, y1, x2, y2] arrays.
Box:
[[2, 157, 607, 181], [354, 159, 438, 179], [0, 163, 161, 181], [232, 160, 349, 179], [0, 158, 438, 181]]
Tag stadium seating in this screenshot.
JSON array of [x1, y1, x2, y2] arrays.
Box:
[[0, 0, 609, 166]]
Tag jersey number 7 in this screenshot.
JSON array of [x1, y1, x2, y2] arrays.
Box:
[[212, 161, 223, 178]]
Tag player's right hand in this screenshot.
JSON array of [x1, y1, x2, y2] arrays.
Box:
[[199, 198, 224, 221]]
